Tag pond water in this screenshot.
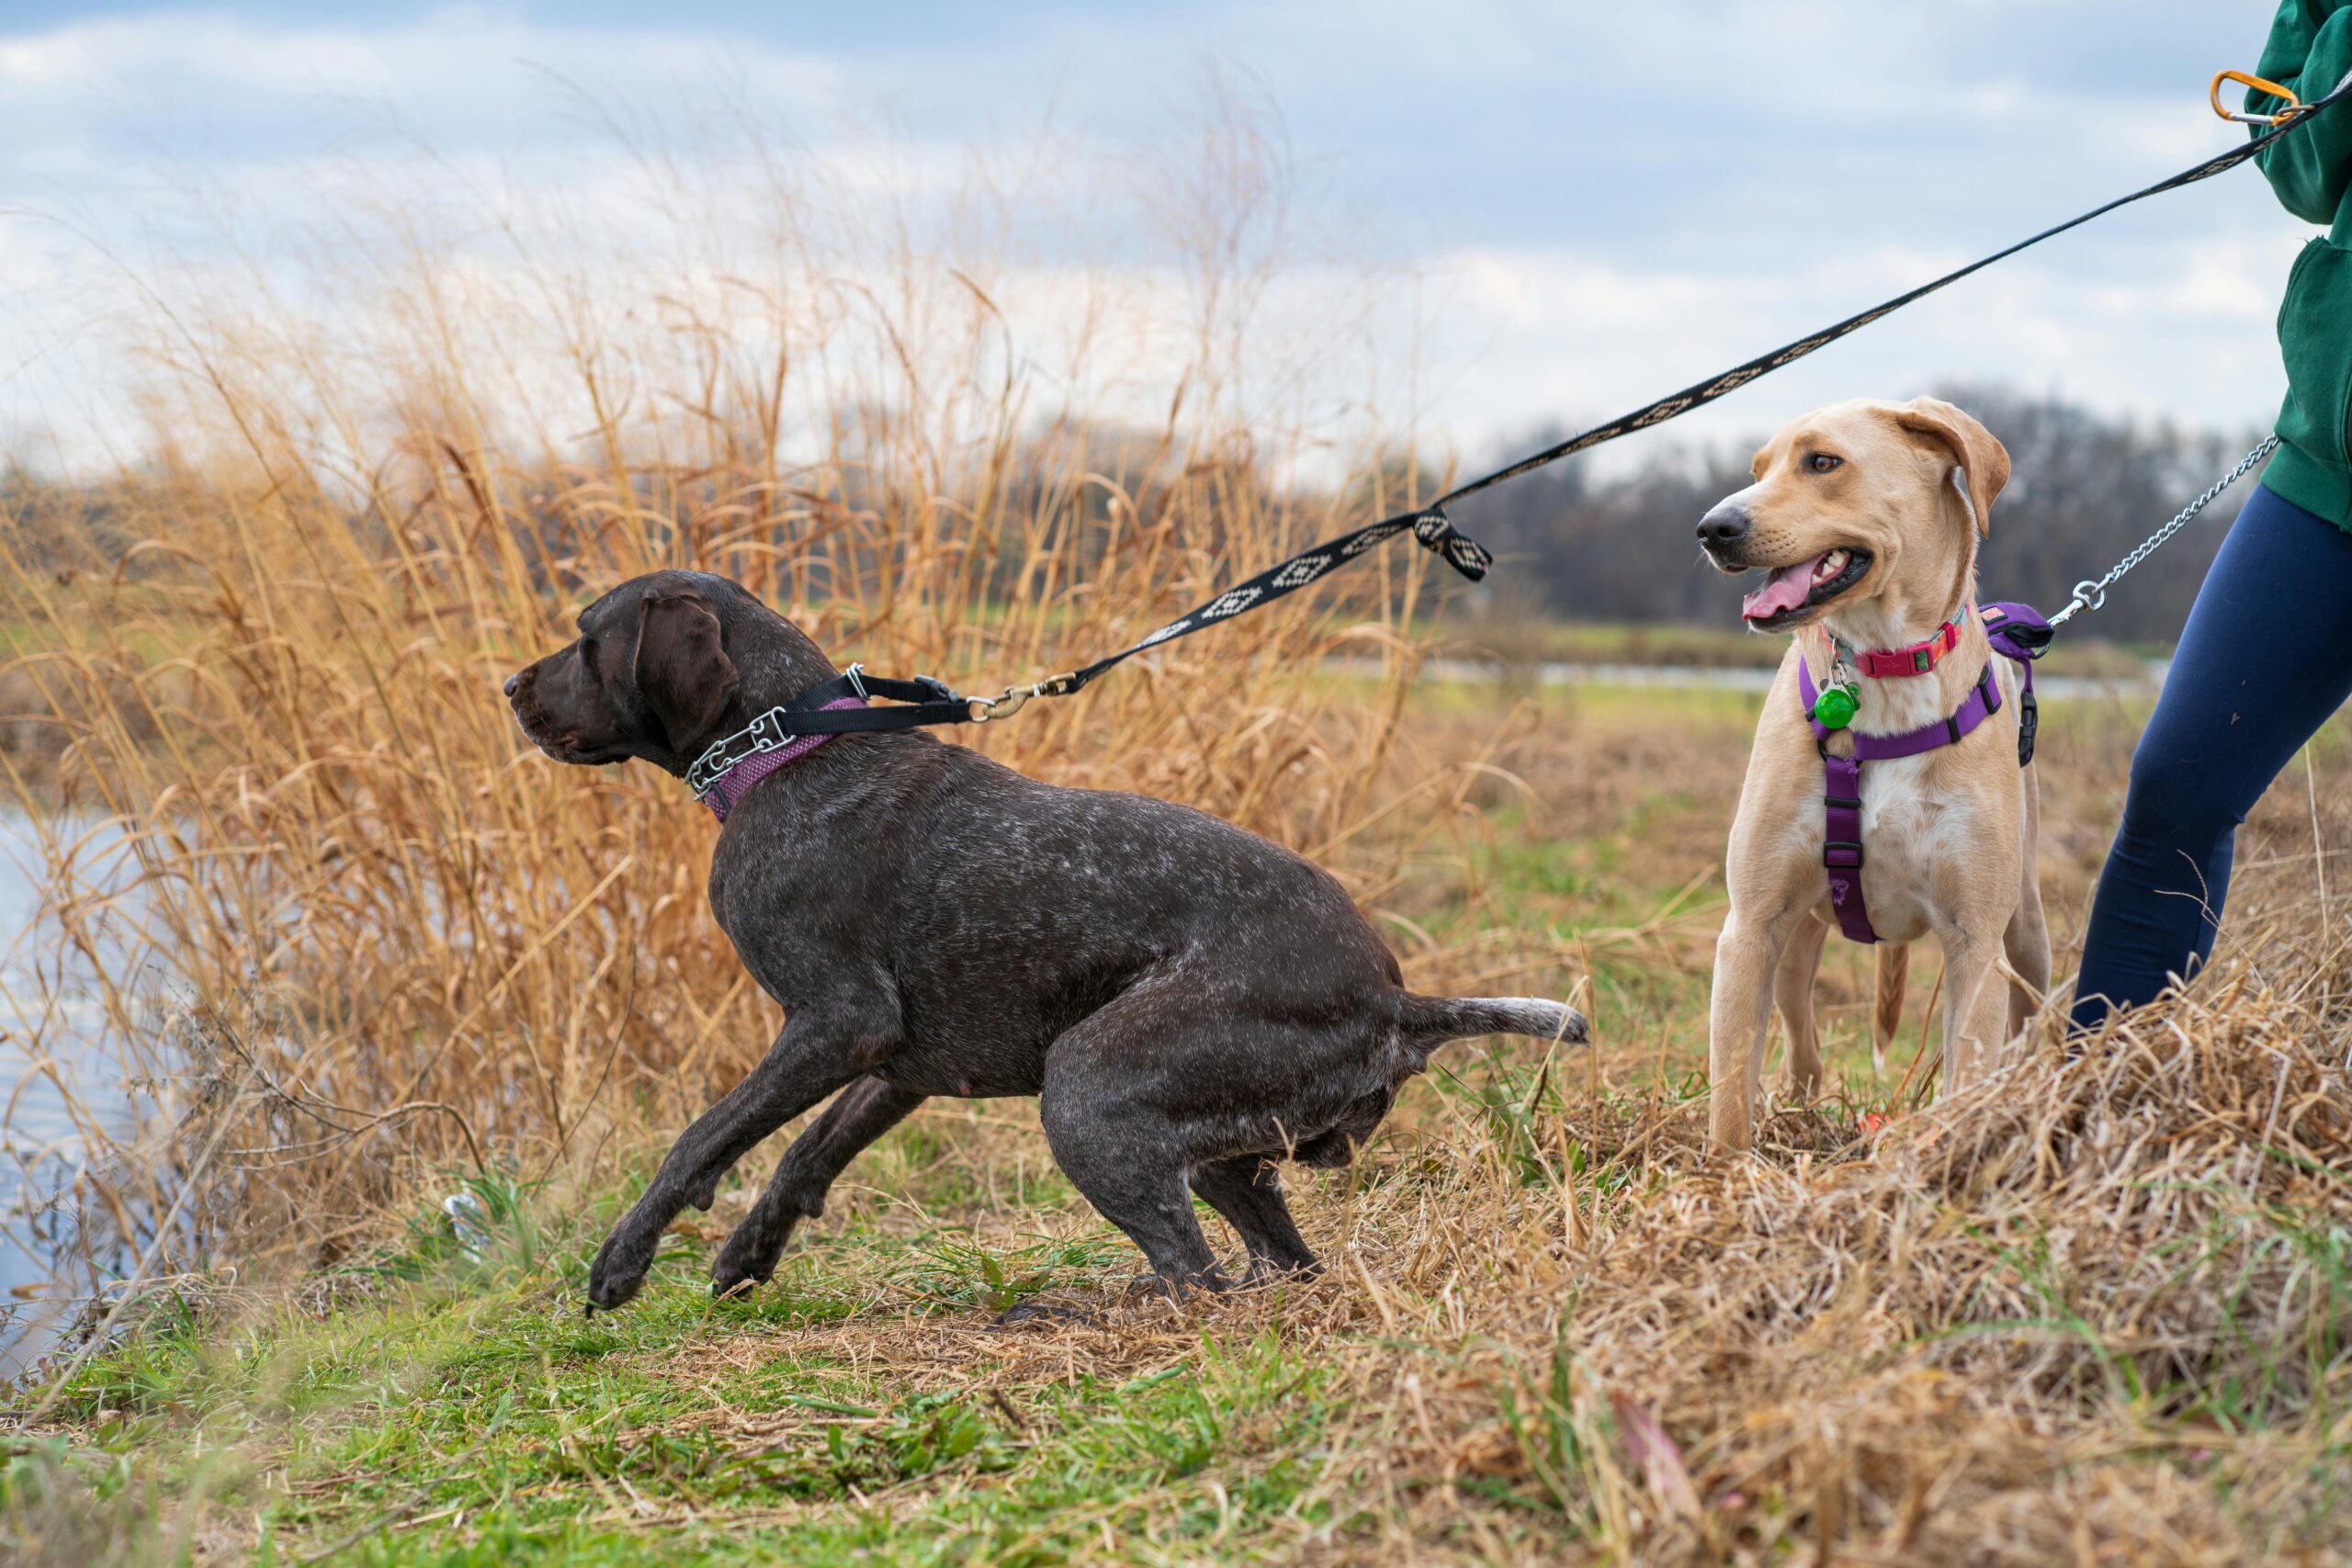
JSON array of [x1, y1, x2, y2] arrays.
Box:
[[0, 811, 158, 1375]]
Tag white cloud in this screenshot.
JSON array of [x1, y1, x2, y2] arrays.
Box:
[[0, 2, 2324, 477]]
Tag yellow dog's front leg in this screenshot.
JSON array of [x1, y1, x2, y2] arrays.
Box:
[[1709, 902, 1799, 1153], [1936, 923, 2014, 1095]]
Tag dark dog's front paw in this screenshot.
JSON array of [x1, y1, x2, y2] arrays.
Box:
[[709, 1187, 824, 1300], [709, 1224, 785, 1301], [585, 1223, 661, 1312]]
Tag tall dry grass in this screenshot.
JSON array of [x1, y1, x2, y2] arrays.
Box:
[[9, 96, 2348, 1566], [0, 110, 1489, 1323]]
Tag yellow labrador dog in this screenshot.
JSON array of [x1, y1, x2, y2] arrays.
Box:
[[1696, 397, 2050, 1152]]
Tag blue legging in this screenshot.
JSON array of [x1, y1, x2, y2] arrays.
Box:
[[2072, 482, 2352, 1029]]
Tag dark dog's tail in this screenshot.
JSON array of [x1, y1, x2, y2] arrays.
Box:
[[1398, 993, 1588, 1053]]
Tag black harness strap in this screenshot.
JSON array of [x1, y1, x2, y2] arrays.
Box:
[[684, 669, 969, 795]]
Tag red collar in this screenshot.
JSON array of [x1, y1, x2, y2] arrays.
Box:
[[1849, 610, 1967, 679]]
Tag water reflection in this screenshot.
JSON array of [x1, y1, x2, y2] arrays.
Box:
[[0, 812, 159, 1373]]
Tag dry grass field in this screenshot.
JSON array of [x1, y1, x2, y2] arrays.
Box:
[[0, 173, 2346, 1564], [7, 624, 2349, 1563]]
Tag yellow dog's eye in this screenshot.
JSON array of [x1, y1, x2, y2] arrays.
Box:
[[1805, 453, 1843, 474]]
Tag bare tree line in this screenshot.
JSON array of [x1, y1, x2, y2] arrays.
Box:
[[1449, 386, 2273, 645], [3, 385, 2275, 653]]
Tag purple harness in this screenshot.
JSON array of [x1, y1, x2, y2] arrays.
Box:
[[1800, 602, 2047, 944], [697, 696, 866, 822]]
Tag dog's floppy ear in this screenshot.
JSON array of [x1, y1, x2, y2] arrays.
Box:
[[631, 592, 736, 751], [1894, 397, 2009, 536]]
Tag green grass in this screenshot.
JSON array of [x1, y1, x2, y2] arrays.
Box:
[[21, 1170, 1356, 1567], [10, 675, 2294, 1565]]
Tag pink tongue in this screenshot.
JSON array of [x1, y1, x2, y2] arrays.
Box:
[[1742, 556, 1825, 621]]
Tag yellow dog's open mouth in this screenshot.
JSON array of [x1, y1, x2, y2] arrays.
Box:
[[1740, 547, 1871, 628]]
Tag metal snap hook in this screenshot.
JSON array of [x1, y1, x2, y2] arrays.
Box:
[[2211, 68, 2306, 127], [2049, 579, 2107, 628], [968, 688, 1030, 723]]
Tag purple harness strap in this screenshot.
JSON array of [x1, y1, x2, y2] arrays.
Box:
[[1799, 602, 2046, 944], [697, 696, 866, 822]]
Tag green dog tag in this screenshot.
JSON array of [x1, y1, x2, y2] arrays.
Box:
[[1815, 683, 1859, 729]]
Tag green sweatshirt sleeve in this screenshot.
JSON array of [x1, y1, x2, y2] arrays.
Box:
[[2251, 0, 2352, 227]]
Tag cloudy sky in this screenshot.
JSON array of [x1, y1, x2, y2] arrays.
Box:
[[0, 2, 2323, 473]]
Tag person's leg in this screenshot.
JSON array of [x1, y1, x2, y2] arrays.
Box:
[[2071, 484, 2352, 1029]]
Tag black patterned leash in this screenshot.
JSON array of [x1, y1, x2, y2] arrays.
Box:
[[686, 65, 2352, 771]]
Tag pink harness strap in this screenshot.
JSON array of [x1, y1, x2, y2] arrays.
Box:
[[697, 697, 866, 822]]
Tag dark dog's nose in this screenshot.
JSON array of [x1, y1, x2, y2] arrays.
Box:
[[503, 671, 525, 698], [1697, 503, 1751, 549]]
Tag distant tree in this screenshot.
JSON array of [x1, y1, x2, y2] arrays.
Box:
[[1447, 389, 2269, 644], [1947, 385, 2262, 645]]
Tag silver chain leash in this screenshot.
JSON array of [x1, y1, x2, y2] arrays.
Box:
[[2048, 435, 2278, 626]]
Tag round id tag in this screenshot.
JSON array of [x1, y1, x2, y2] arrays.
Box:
[[1815, 683, 1859, 729]]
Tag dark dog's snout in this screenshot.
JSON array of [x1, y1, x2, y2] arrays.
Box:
[[1697, 502, 1751, 551], [503, 670, 524, 698]]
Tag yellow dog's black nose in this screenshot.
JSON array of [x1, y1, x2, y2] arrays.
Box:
[[1697, 502, 1751, 548]]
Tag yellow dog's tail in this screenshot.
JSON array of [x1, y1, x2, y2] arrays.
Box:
[[1871, 942, 1909, 1074]]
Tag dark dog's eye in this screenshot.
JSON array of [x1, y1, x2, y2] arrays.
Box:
[[1805, 453, 1843, 474]]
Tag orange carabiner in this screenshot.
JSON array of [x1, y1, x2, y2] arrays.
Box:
[[2211, 68, 2306, 128]]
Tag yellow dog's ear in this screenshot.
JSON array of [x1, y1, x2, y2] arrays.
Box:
[[1894, 397, 2009, 536]]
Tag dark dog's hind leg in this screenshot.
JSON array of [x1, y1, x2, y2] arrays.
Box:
[[711, 1075, 926, 1300], [1054, 1145, 1226, 1299], [1189, 1156, 1318, 1282], [1037, 1101, 1226, 1300], [994, 1131, 1224, 1328], [1034, 970, 1392, 1306]]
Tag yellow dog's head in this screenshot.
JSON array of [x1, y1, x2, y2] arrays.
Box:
[[1696, 397, 2009, 640]]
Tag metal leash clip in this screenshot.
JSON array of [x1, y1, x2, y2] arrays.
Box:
[[966, 671, 1080, 724], [2051, 579, 2108, 628], [2212, 69, 2306, 128], [2046, 436, 2278, 628]]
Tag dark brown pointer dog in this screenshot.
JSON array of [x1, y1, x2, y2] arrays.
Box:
[[507, 570, 1584, 1313]]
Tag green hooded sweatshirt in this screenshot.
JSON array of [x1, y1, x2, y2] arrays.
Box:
[[2252, 1, 2352, 527]]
